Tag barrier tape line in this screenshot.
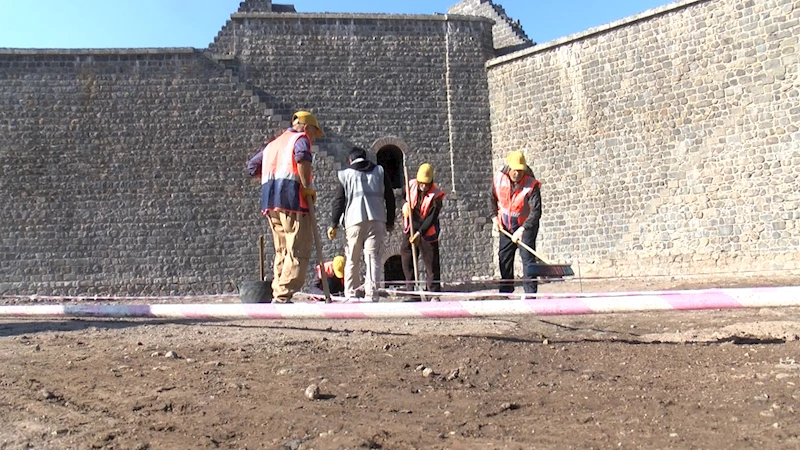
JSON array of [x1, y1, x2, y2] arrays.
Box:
[[1, 286, 799, 320]]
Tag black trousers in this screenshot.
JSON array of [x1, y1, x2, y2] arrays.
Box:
[[401, 234, 441, 292], [315, 277, 344, 296], [498, 226, 539, 294]]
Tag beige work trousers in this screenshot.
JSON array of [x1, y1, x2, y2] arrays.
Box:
[[344, 220, 385, 302], [267, 210, 312, 301]]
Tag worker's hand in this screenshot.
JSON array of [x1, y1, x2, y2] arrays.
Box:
[[302, 187, 316, 204], [402, 203, 410, 218], [409, 232, 421, 244], [327, 227, 337, 240], [491, 217, 502, 232], [511, 226, 525, 243]]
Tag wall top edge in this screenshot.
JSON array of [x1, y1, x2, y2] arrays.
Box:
[[487, 0, 709, 68], [230, 12, 494, 24], [0, 48, 199, 56]]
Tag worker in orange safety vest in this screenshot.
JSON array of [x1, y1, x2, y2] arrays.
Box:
[[401, 163, 446, 301], [315, 255, 345, 296], [490, 151, 542, 294], [247, 111, 324, 303]]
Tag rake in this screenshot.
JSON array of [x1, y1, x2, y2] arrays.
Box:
[[498, 228, 574, 277]]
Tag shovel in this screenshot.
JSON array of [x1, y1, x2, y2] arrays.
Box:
[[239, 235, 273, 303]]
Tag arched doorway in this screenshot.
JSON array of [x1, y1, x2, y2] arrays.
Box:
[[383, 254, 405, 288], [375, 145, 404, 189], [370, 136, 410, 191]]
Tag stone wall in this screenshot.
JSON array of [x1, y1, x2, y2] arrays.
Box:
[[0, 12, 497, 295], [222, 13, 497, 285], [486, 0, 800, 277], [0, 49, 275, 295]]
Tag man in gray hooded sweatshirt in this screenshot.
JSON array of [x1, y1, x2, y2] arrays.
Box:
[[328, 147, 396, 301]]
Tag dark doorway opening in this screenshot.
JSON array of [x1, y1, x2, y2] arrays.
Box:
[[376, 145, 404, 189], [383, 255, 405, 288]]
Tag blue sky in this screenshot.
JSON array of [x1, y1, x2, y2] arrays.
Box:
[[0, 0, 673, 49]]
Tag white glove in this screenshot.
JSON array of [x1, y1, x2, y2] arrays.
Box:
[[511, 226, 525, 243]]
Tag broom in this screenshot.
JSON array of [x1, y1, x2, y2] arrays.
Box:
[[498, 228, 574, 277]]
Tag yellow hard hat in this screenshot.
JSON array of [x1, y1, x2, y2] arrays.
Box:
[[506, 151, 527, 171], [416, 163, 434, 183], [292, 111, 324, 137], [332, 255, 345, 278]]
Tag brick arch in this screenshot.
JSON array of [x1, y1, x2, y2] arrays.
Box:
[[369, 136, 409, 156]]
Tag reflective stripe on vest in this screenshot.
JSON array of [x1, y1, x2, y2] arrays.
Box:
[[493, 171, 540, 232], [337, 164, 387, 228], [315, 261, 336, 280], [260, 130, 312, 214], [403, 179, 446, 242]]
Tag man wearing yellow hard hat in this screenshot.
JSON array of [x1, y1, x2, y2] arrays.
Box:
[[491, 151, 542, 294], [401, 163, 446, 300], [315, 255, 345, 296], [246, 110, 324, 303]]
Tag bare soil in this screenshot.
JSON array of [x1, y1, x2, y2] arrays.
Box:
[[2, 274, 800, 450]]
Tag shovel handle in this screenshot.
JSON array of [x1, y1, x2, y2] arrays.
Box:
[[307, 196, 332, 303], [498, 227, 551, 264], [402, 163, 420, 286], [258, 235, 265, 281]]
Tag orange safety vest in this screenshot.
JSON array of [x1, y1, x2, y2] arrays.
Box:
[[493, 171, 540, 232], [315, 261, 341, 280], [260, 130, 312, 214], [403, 179, 446, 242]]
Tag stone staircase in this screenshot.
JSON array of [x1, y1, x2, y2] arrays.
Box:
[[448, 0, 534, 55], [203, 52, 289, 137]]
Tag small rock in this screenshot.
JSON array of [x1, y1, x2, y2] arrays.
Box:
[[284, 440, 302, 450], [446, 369, 460, 381], [164, 351, 178, 359], [40, 389, 56, 400], [415, 364, 426, 371], [542, 339, 549, 345], [150, 352, 160, 357], [305, 384, 321, 400], [500, 402, 519, 412], [754, 394, 770, 402], [422, 368, 434, 378]]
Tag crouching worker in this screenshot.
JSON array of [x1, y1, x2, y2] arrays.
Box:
[[315, 255, 345, 296]]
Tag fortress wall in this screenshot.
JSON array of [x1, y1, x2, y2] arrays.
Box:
[[487, 0, 800, 277], [0, 49, 270, 295], [224, 14, 498, 284]]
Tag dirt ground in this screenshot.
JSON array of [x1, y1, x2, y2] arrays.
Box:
[[2, 274, 800, 450]]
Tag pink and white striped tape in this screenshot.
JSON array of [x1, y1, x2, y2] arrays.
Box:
[[0, 286, 799, 320]]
